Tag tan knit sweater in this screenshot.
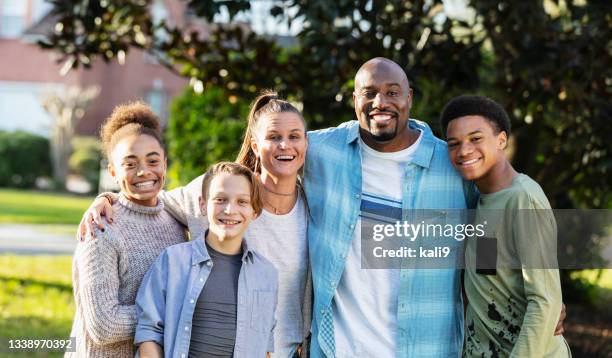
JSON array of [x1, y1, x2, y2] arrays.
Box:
[[67, 194, 186, 358]]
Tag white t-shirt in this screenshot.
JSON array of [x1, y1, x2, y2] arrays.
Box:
[[245, 192, 309, 354], [333, 130, 422, 357]]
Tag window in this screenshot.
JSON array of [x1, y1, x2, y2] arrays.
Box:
[[0, 0, 27, 38], [144, 79, 168, 125], [32, 0, 53, 23], [151, 0, 170, 40], [151, 0, 169, 25]]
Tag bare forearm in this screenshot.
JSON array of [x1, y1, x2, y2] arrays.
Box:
[[139, 341, 163, 358]]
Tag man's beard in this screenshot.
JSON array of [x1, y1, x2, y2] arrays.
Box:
[[368, 121, 397, 142]]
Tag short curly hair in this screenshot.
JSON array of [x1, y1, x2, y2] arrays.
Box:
[[100, 101, 164, 158], [440, 95, 511, 138]]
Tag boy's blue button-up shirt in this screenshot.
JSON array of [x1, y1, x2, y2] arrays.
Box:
[[304, 120, 475, 358], [134, 236, 278, 358]]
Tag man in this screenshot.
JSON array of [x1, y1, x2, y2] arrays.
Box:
[[304, 57, 473, 357]]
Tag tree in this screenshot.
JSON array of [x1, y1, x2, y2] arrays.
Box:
[[469, 1, 611, 209], [165, 86, 250, 186], [39, 0, 610, 209], [42, 86, 100, 189], [0, 131, 51, 188]]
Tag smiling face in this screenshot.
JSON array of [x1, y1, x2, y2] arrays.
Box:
[[109, 134, 166, 206], [445, 115, 507, 182], [200, 173, 257, 243], [251, 111, 307, 180], [353, 59, 413, 151]]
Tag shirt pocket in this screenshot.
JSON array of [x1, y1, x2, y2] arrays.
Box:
[[250, 289, 275, 333]]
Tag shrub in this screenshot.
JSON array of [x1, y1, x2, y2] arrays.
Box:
[[0, 131, 51, 188], [165, 86, 250, 187], [69, 136, 101, 191]]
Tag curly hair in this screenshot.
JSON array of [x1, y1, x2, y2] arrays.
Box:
[[439, 95, 511, 138], [100, 101, 164, 158]]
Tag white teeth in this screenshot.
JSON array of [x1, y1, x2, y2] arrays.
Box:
[[134, 180, 155, 187], [373, 114, 391, 121], [461, 159, 479, 165], [275, 155, 295, 160], [371, 114, 392, 124], [220, 219, 240, 225]]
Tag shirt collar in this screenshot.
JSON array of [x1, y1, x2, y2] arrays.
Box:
[[346, 119, 436, 168], [409, 120, 435, 169], [346, 120, 361, 144], [191, 231, 254, 265]]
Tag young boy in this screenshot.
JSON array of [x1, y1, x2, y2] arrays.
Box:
[[134, 162, 278, 358], [440, 96, 571, 357]]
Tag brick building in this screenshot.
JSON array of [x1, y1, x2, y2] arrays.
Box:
[[0, 0, 189, 138]]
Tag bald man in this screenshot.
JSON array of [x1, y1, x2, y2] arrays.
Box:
[[303, 57, 473, 357]]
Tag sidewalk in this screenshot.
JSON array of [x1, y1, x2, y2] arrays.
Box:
[[0, 224, 76, 255]]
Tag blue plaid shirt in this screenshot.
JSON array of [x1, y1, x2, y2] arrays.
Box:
[[304, 120, 476, 358]]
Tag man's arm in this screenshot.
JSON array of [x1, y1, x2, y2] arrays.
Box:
[[509, 204, 562, 357], [510, 269, 563, 357]]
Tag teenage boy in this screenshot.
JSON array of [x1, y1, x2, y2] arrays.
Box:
[[441, 95, 571, 357], [134, 162, 278, 358]]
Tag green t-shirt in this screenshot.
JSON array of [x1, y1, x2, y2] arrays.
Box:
[[464, 174, 571, 358]]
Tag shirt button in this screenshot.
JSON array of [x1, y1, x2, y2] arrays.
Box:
[[181, 354, 186, 358], [199, 277, 204, 282], [190, 299, 195, 304], [349, 223, 355, 229], [355, 194, 360, 199], [184, 326, 189, 331], [206, 261, 212, 267]]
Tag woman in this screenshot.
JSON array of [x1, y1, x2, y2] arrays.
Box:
[[69, 102, 186, 357], [236, 91, 311, 358], [81, 91, 311, 358]]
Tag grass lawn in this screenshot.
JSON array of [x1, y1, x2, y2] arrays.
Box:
[[0, 255, 74, 357], [571, 269, 612, 289], [0, 254, 610, 357], [570, 269, 612, 311], [0, 189, 94, 225]]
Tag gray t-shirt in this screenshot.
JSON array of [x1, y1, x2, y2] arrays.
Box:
[[188, 243, 242, 358]]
